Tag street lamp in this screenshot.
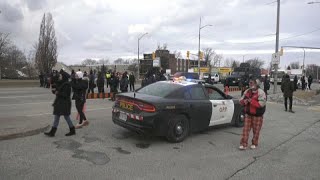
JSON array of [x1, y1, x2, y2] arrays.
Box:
[[137, 32, 148, 79], [198, 17, 212, 76]]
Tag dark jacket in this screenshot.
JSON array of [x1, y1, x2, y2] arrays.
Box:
[[53, 81, 72, 116], [129, 74, 135, 83], [308, 76, 313, 83], [97, 75, 105, 87], [71, 79, 88, 102], [88, 74, 96, 89], [281, 77, 294, 97], [110, 76, 119, 93], [263, 79, 270, 90], [120, 77, 129, 92]]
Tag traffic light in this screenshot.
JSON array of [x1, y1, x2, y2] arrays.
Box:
[[279, 48, 284, 56], [200, 51, 203, 60], [152, 52, 155, 60], [187, 51, 190, 59]]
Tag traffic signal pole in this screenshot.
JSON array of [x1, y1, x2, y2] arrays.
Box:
[[273, 0, 280, 94]]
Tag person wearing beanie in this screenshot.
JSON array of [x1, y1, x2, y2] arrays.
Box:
[[44, 71, 75, 137], [71, 71, 89, 128], [239, 78, 266, 150]]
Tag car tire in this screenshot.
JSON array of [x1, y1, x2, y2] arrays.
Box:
[[166, 115, 190, 143], [235, 110, 245, 127]]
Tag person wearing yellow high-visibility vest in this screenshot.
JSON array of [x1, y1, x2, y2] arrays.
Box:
[[106, 71, 111, 88]]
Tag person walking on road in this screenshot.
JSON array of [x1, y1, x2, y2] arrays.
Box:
[[308, 75, 313, 90], [129, 72, 135, 91], [71, 71, 89, 129], [239, 79, 266, 150], [263, 75, 270, 100], [88, 70, 96, 97], [106, 71, 111, 88], [110, 72, 119, 101], [293, 75, 298, 91], [281, 74, 295, 113], [97, 71, 105, 98], [301, 76, 306, 90], [39, 72, 44, 87], [44, 71, 75, 137], [120, 72, 129, 93]]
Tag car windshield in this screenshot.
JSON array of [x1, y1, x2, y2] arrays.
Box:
[[137, 82, 182, 97]]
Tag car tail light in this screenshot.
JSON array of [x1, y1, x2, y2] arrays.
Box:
[[136, 102, 156, 112]]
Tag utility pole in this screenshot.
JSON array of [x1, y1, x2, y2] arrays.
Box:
[[137, 32, 148, 79], [273, 0, 280, 94], [198, 17, 201, 76], [198, 17, 212, 76], [303, 48, 305, 76]]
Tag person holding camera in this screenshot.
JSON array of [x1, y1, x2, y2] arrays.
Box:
[[44, 71, 75, 137], [239, 79, 267, 150]]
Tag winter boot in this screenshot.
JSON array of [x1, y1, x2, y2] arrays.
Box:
[[65, 127, 76, 136], [44, 127, 57, 137]]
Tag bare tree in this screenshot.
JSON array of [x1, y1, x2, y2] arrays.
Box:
[[245, 57, 265, 69], [81, 59, 98, 65], [202, 48, 215, 66], [0, 33, 10, 79], [212, 54, 223, 67], [231, 60, 240, 68], [114, 58, 124, 64], [224, 58, 236, 67], [173, 50, 182, 59], [98, 58, 110, 65], [35, 13, 58, 74], [157, 43, 167, 50], [289, 61, 300, 69]]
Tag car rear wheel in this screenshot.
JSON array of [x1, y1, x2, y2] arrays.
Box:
[[166, 115, 189, 143], [235, 110, 245, 127]]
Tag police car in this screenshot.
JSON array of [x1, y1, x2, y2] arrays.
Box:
[[112, 78, 244, 143]]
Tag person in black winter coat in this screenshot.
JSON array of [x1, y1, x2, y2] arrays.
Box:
[[97, 72, 105, 98], [44, 71, 75, 137], [110, 72, 119, 101], [88, 70, 96, 94], [293, 75, 298, 91], [71, 71, 89, 128], [129, 72, 135, 91], [120, 73, 129, 93], [308, 75, 313, 90]]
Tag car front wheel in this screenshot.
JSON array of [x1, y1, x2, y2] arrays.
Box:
[[166, 115, 190, 143], [235, 109, 245, 127]]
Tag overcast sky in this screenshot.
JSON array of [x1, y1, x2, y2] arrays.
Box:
[[0, 0, 319, 68]]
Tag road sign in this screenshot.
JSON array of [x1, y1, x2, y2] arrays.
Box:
[[153, 57, 160, 67], [271, 52, 280, 65]]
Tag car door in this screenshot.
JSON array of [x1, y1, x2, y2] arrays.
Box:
[[205, 87, 234, 126], [184, 85, 211, 132]]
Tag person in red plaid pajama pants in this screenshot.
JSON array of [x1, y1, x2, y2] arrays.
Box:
[[239, 79, 266, 150]]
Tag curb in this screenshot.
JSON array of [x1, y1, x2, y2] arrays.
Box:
[[0, 125, 50, 141]]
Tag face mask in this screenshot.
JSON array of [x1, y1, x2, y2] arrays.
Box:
[[251, 86, 256, 89]]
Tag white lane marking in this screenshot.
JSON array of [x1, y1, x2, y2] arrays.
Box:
[[25, 107, 112, 117], [0, 94, 50, 99], [0, 101, 52, 107], [0, 98, 114, 107]]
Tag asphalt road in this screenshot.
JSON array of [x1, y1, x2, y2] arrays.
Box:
[[0, 85, 320, 180]]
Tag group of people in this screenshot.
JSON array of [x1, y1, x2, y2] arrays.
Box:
[[293, 75, 313, 91], [44, 70, 89, 137], [44, 69, 137, 137]]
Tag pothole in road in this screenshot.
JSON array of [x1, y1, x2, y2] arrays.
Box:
[[73, 150, 110, 165], [53, 139, 82, 151], [83, 136, 101, 143], [53, 139, 110, 165], [112, 147, 131, 154], [136, 143, 150, 149]]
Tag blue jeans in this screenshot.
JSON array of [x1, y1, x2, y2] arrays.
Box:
[[53, 115, 74, 128]]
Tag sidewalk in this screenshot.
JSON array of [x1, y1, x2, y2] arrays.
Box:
[[0, 116, 50, 141]]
